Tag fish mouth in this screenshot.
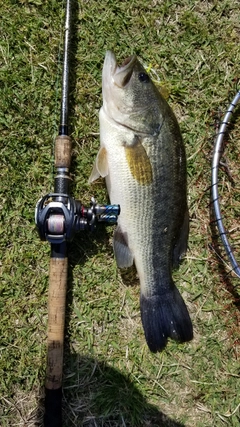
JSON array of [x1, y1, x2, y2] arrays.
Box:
[[103, 50, 137, 88]]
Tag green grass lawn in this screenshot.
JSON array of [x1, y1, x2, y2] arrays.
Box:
[[0, 1, 239, 426]]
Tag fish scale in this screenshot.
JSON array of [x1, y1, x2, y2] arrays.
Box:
[[89, 51, 193, 352]]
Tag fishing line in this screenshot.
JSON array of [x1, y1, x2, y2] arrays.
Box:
[[211, 89, 240, 278]]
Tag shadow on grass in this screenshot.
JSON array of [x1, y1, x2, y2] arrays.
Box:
[[209, 209, 240, 310], [36, 354, 185, 427]]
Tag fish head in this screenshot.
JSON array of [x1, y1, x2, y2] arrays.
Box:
[[102, 51, 166, 135]]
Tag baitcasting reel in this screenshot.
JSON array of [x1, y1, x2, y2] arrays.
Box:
[[35, 193, 120, 244]]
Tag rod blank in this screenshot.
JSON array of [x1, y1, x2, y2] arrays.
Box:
[[60, 0, 72, 135]]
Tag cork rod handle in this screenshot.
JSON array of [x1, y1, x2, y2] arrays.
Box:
[[45, 257, 68, 390]]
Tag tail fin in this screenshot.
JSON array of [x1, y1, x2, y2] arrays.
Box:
[[140, 286, 193, 352]]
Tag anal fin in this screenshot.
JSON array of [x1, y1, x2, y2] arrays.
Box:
[[113, 226, 133, 268]]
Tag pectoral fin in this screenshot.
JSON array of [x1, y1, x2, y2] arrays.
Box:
[[113, 226, 133, 268], [124, 139, 152, 185], [88, 146, 108, 183]]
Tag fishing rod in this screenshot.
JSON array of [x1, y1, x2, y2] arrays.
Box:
[[35, 1, 120, 425], [211, 89, 240, 278]]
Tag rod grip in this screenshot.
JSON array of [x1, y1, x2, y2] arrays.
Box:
[[55, 135, 72, 168], [45, 257, 68, 390]]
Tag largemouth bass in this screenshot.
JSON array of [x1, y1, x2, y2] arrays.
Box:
[[89, 51, 193, 352]]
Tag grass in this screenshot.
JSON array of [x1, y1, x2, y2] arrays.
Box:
[[0, 0, 240, 426]]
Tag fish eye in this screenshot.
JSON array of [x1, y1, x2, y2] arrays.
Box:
[[138, 72, 150, 83]]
